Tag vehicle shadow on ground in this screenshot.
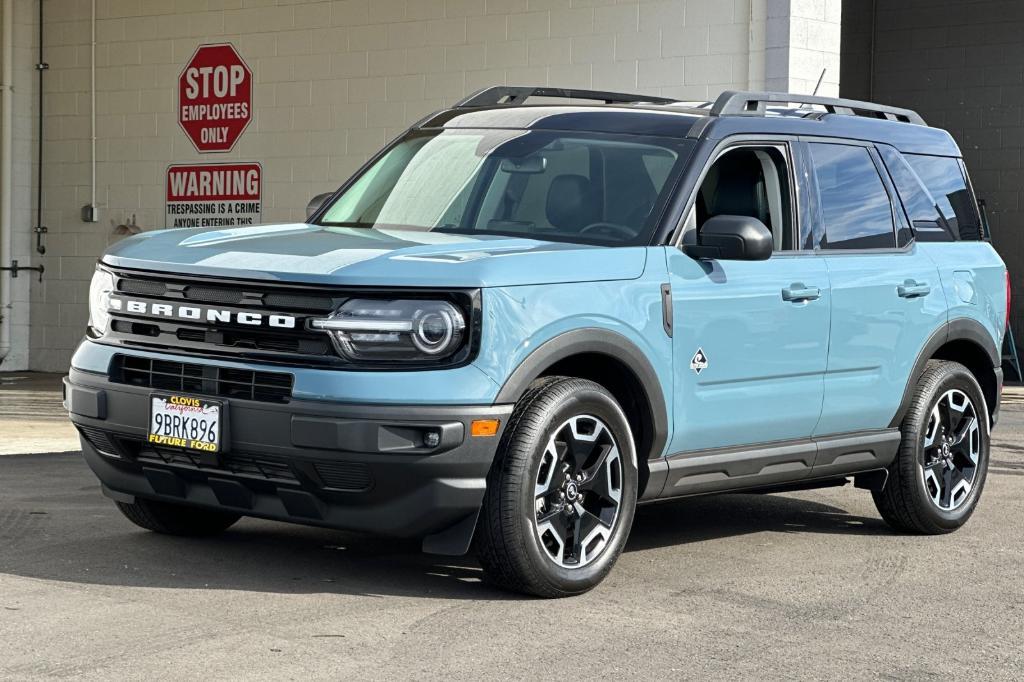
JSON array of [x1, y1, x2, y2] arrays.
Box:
[[0, 454, 894, 601], [627, 489, 891, 552]]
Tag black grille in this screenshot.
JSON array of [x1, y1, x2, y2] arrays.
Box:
[[262, 292, 335, 312], [219, 366, 293, 402], [183, 285, 244, 305], [315, 462, 373, 491], [221, 332, 330, 355], [118, 279, 166, 296], [138, 447, 300, 484], [225, 455, 297, 482], [173, 328, 331, 356], [102, 270, 478, 369], [176, 329, 205, 343], [112, 320, 159, 337], [106, 271, 344, 365], [111, 354, 293, 404], [248, 336, 329, 355], [78, 425, 122, 457]]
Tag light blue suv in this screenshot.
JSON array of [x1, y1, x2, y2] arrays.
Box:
[[65, 88, 1008, 597]]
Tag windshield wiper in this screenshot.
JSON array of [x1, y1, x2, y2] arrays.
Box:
[[319, 220, 375, 228]]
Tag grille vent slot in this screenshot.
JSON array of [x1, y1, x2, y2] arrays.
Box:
[[183, 286, 245, 305], [262, 292, 335, 312], [111, 354, 293, 404], [315, 462, 373, 491], [138, 448, 300, 484], [118, 279, 167, 297], [77, 425, 122, 457]]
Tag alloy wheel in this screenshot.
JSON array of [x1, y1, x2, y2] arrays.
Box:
[[920, 389, 981, 512], [533, 415, 623, 568]]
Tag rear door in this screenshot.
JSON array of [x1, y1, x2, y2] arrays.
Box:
[[798, 140, 946, 440], [879, 147, 1007, 354]]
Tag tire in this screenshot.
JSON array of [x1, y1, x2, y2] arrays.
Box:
[[873, 360, 990, 534], [115, 498, 241, 537], [475, 376, 639, 598]]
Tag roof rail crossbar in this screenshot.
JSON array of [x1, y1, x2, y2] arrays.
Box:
[[710, 90, 926, 126], [455, 86, 677, 108]]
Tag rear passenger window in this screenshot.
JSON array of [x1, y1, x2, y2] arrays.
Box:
[[903, 154, 983, 241], [807, 143, 895, 250]]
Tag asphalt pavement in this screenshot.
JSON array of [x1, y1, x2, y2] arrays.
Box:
[[1, 376, 1023, 679]]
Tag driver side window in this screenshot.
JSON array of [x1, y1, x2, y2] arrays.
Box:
[[691, 145, 794, 251]]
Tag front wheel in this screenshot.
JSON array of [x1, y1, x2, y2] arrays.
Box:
[[475, 377, 638, 598], [873, 360, 990, 534]]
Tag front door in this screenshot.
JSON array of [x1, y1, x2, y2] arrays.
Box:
[[667, 252, 830, 454], [666, 143, 831, 458]]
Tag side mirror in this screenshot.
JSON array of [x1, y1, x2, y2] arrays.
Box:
[[683, 215, 773, 261], [305, 192, 334, 221]]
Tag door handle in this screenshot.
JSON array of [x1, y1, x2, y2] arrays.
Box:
[[782, 283, 821, 302], [897, 280, 931, 298]]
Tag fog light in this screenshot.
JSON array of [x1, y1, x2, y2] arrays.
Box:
[[423, 430, 441, 448]]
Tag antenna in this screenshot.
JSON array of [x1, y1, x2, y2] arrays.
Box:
[[798, 68, 828, 109], [811, 68, 827, 96]]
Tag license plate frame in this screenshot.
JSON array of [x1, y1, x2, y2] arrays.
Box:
[[147, 393, 223, 455]]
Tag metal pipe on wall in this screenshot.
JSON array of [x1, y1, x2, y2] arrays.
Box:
[[0, 0, 14, 363], [34, 0, 46, 256], [90, 0, 96, 219]]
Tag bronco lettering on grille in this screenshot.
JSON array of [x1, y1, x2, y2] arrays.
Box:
[[109, 297, 296, 328]]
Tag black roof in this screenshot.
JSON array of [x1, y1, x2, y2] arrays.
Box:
[[417, 87, 959, 157]]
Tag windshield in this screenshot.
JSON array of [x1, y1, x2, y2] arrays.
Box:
[[318, 128, 693, 246]]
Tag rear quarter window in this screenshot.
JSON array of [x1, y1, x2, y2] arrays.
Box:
[[878, 146, 983, 242]]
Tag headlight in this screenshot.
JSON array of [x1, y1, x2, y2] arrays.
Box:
[[88, 267, 115, 335], [310, 298, 467, 364]]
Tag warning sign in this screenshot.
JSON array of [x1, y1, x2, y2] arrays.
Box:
[[165, 162, 262, 229], [178, 43, 253, 153]]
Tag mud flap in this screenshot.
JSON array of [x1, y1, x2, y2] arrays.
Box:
[[421, 509, 480, 556]]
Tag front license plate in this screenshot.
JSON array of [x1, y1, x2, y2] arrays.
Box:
[[148, 394, 222, 453]]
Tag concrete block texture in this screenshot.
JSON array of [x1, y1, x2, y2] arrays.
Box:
[[762, 0, 842, 96], [841, 0, 1024, 360], [5, 0, 829, 371]]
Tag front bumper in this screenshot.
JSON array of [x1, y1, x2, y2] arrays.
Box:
[[64, 367, 512, 554]]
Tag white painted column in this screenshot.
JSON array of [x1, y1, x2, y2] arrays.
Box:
[[754, 0, 842, 96], [0, 0, 33, 371]]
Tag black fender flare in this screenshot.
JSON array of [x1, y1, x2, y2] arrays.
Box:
[[494, 328, 669, 461], [889, 317, 1001, 428]]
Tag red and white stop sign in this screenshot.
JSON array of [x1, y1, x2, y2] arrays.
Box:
[[178, 43, 252, 153]]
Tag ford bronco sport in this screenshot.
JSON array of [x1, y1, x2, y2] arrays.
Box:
[[65, 88, 1008, 597]]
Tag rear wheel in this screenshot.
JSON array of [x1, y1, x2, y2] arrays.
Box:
[[873, 360, 989, 534], [475, 377, 638, 598], [116, 498, 241, 536]]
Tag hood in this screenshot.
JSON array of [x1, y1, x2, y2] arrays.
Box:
[[101, 224, 648, 288]]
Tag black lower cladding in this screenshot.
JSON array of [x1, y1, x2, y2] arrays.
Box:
[[66, 367, 512, 541], [645, 429, 902, 500]]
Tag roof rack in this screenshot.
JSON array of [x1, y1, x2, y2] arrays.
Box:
[[455, 86, 677, 108], [710, 90, 926, 126]]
